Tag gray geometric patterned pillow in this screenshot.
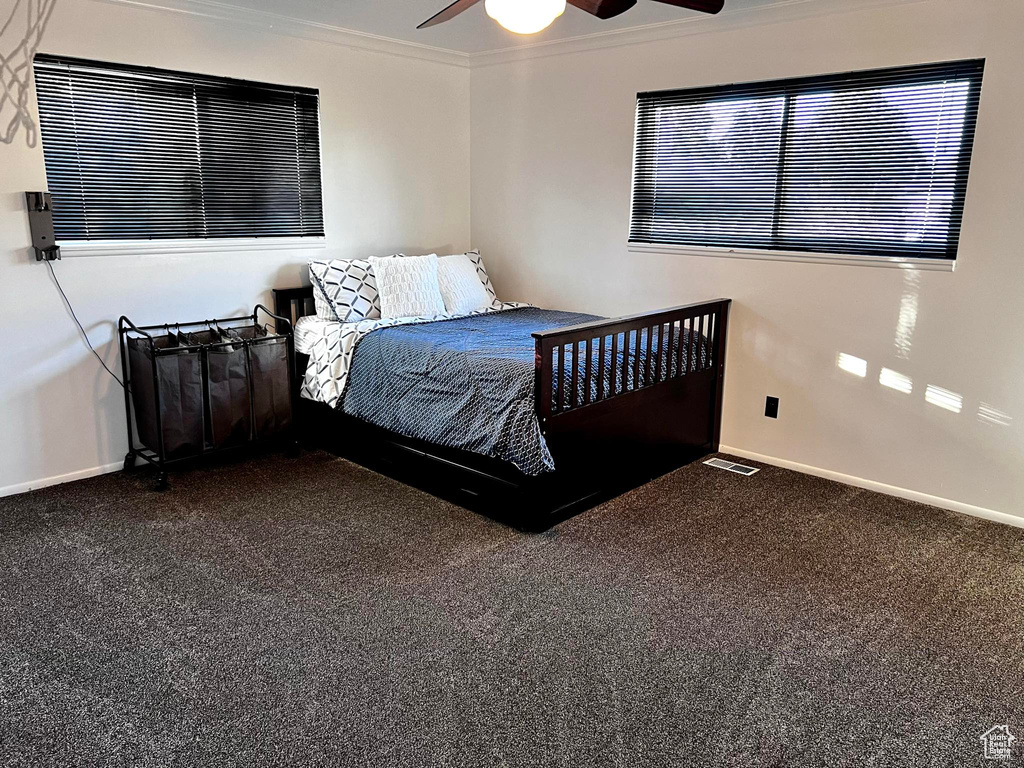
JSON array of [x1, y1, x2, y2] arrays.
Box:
[[308, 258, 390, 323], [464, 250, 501, 307]]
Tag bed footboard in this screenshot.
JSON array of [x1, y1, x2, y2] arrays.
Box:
[[532, 299, 730, 459]]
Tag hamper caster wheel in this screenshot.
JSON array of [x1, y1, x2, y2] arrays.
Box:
[[154, 473, 169, 492], [123, 452, 136, 472]]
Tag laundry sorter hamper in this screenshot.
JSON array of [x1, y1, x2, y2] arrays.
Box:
[[119, 305, 295, 490]]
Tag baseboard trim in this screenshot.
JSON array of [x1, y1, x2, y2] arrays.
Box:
[[5, 449, 1019, 532], [0, 461, 123, 499], [719, 445, 1024, 531]]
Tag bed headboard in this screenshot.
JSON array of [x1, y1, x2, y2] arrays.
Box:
[[273, 286, 315, 395], [273, 286, 316, 330]]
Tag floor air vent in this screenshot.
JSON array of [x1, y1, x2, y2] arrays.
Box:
[[704, 458, 760, 476]]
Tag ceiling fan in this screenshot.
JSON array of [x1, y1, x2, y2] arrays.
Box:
[[418, 0, 725, 35]]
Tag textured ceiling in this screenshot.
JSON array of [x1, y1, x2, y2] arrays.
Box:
[[203, 0, 784, 54]]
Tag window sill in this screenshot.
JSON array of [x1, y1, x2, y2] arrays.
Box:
[[628, 242, 956, 272], [59, 237, 327, 258]]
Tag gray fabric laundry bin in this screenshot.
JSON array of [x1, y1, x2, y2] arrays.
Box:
[[127, 333, 206, 460]]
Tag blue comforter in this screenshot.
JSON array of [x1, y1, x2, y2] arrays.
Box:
[[343, 307, 702, 476]]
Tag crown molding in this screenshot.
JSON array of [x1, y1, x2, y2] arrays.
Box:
[[90, 0, 928, 70], [89, 0, 472, 68], [469, 0, 930, 67]]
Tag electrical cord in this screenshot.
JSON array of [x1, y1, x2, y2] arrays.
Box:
[[45, 259, 125, 389]]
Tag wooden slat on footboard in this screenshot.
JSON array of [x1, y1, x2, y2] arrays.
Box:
[[533, 299, 731, 452]]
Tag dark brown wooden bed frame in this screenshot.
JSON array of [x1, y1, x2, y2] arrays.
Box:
[[274, 287, 730, 531]]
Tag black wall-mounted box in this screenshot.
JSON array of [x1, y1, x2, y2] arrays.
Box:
[[26, 191, 61, 261]]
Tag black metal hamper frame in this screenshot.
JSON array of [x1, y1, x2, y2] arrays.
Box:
[[119, 305, 296, 490]]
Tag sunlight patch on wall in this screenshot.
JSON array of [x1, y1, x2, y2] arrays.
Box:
[[837, 352, 867, 378], [978, 403, 1013, 427], [879, 367, 913, 394], [894, 270, 920, 360], [925, 385, 963, 414]]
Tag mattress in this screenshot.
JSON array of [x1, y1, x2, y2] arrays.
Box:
[[297, 302, 531, 409], [293, 316, 337, 356], [344, 307, 598, 475]]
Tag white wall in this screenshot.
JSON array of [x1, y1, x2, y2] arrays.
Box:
[[470, 0, 1024, 521], [5, 0, 1023, 526], [0, 0, 470, 494]]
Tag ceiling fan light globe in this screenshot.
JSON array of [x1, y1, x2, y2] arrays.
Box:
[[484, 0, 566, 34]]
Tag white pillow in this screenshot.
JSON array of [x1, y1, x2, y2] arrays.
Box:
[[443, 250, 501, 308], [369, 253, 446, 320], [437, 253, 492, 315]]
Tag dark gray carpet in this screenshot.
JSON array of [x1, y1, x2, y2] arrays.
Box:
[[1, 452, 1021, 767]]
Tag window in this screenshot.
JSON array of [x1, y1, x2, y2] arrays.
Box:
[[33, 54, 324, 243], [630, 60, 984, 262]]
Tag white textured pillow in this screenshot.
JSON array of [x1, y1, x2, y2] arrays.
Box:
[[438, 253, 492, 315], [370, 253, 446, 319]]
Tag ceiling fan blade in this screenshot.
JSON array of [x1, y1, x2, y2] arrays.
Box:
[[649, 0, 726, 14], [567, 0, 638, 20], [417, 0, 484, 29]]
